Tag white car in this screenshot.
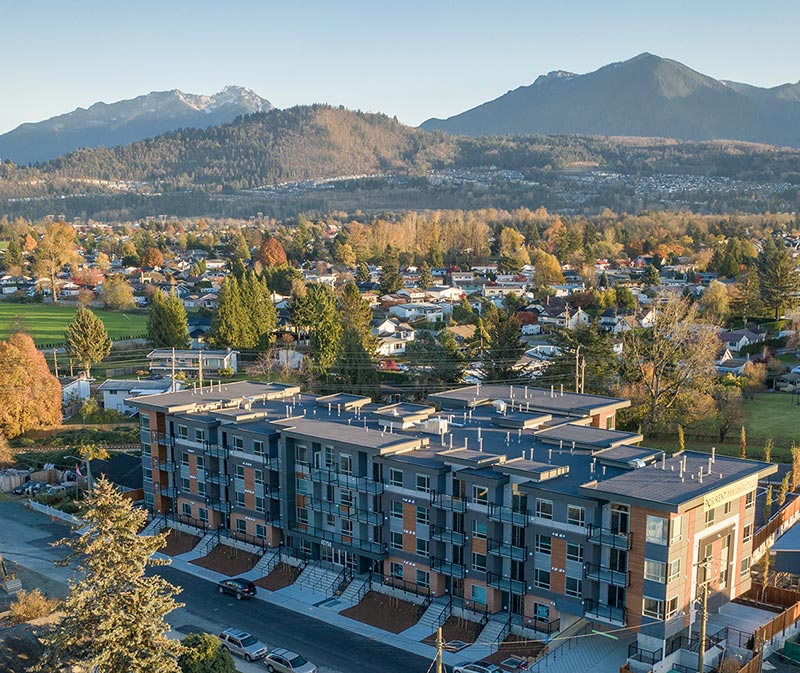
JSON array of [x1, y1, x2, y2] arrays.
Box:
[[264, 647, 317, 673], [453, 663, 502, 673], [217, 628, 268, 661]]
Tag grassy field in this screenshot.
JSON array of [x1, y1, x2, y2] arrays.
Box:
[[0, 303, 147, 346], [647, 392, 800, 463]]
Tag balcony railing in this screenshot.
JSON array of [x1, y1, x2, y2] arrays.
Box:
[[584, 563, 630, 587], [155, 460, 175, 472], [205, 499, 231, 514], [305, 498, 383, 526], [204, 470, 228, 486], [431, 557, 466, 578], [174, 436, 209, 450], [430, 491, 467, 512], [488, 540, 526, 561], [430, 525, 465, 546], [158, 485, 174, 497], [290, 525, 387, 556], [151, 431, 170, 445], [586, 524, 632, 550], [309, 468, 384, 494], [583, 598, 626, 625], [206, 444, 229, 459], [488, 503, 529, 526], [517, 613, 561, 636], [264, 456, 281, 470], [487, 571, 525, 595]]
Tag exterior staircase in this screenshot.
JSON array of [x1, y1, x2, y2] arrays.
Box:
[[418, 598, 452, 631], [476, 615, 511, 646], [196, 531, 219, 556], [254, 548, 280, 576], [2, 577, 22, 594], [296, 561, 348, 596], [339, 573, 371, 605], [141, 514, 166, 537]]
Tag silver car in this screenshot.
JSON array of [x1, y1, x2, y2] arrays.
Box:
[[264, 647, 317, 673], [217, 628, 268, 662]]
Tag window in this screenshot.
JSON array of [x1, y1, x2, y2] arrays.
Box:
[[178, 425, 188, 439], [471, 584, 487, 605], [140, 413, 150, 429], [391, 501, 403, 519], [567, 542, 584, 563], [198, 508, 208, 523], [567, 505, 585, 527], [416, 569, 430, 589], [743, 523, 753, 544], [741, 556, 751, 575], [535, 534, 552, 555], [340, 454, 352, 476], [668, 558, 681, 582], [181, 453, 190, 467], [390, 531, 403, 550], [471, 552, 487, 572], [141, 443, 151, 457], [235, 465, 245, 479], [253, 440, 264, 456], [644, 559, 666, 583], [255, 496, 265, 513], [235, 491, 245, 507], [566, 576, 582, 598], [296, 507, 309, 525], [745, 491, 755, 509], [194, 428, 205, 442], [670, 516, 683, 543], [472, 485, 488, 505], [256, 524, 266, 540], [534, 568, 551, 590], [296, 478, 309, 495], [723, 501, 732, 515], [197, 481, 206, 497], [181, 502, 192, 517], [232, 435, 244, 450], [236, 519, 247, 534], [642, 597, 664, 620], [472, 520, 487, 539], [646, 515, 668, 544], [416, 507, 429, 525], [535, 498, 553, 520], [323, 446, 334, 468], [705, 509, 716, 526], [390, 562, 403, 579], [326, 514, 335, 527], [389, 468, 403, 487], [342, 519, 353, 537], [666, 596, 679, 620], [254, 469, 263, 485], [196, 455, 205, 470], [340, 489, 353, 507], [416, 538, 429, 557], [143, 467, 152, 482], [296, 444, 308, 466], [416, 474, 431, 493], [181, 477, 190, 492]]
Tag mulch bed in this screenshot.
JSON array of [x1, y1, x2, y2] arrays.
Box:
[[422, 615, 483, 646], [254, 562, 302, 591], [482, 634, 547, 668], [159, 529, 201, 556], [340, 590, 424, 633], [189, 544, 260, 576]]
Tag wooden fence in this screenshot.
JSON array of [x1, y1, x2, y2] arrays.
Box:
[[746, 583, 800, 608], [754, 601, 800, 649], [753, 494, 800, 558], [738, 653, 761, 673]]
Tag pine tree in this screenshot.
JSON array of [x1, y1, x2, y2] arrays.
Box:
[[333, 282, 378, 391], [65, 306, 113, 377], [758, 237, 800, 319], [544, 323, 617, 395], [378, 245, 404, 295], [208, 276, 248, 348], [148, 290, 190, 348], [356, 262, 371, 284], [419, 262, 434, 289], [243, 271, 277, 348], [36, 478, 183, 673], [642, 264, 660, 287], [294, 284, 342, 374], [3, 238, 23, 270], [178, 633, 235, 673], [730, 270, 762, 325], [478, 304, 526, 383]]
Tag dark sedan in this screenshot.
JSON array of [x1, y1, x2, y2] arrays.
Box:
[[217, 578, 257, 600]]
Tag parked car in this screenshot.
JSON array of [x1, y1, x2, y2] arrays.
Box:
[[44, 484, 68, 495], [264, 647, 317, 673], [13, 481, 44, 496], [453, 663, 502, 673], [217, 577, 257, 600], [217, 628, 268, 662]]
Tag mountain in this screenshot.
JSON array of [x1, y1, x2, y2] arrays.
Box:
[[420, 53, 800, 147], [0, 86, 273, 165]]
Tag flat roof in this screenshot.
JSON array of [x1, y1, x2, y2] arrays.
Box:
[[126, 381, 300, 413], [534, 424, 643, 450], [272, 418, 426, 454]]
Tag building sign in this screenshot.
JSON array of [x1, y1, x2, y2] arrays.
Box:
[[703, 476, 757, 512]]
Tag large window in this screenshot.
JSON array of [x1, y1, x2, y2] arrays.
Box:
[[181, 502, 192, 517], [255, 496, 265, 513], [646, 515, 668, 544], [340, 454, 353, 476], [253, 440, 264, 456], [745, 491, 755, 509], [390, 562, 403, 579], [390, 501, 403, 519], [668, 558, 681, 582], [741, 556, 751, 576], [743, 523, 753, 544], [471, 552, 487, 572], [232, 435, 244, 450], [178, 425, 188, 439], [296, 444, 308, 466], [340, 489, 353, 507], [705, 509, 716, 527], [416, 507, 429, 525], [194, 428, 205, 442], [416, 569, 430, 589], [535, 534, 552, 555], [254, 469, 263, 485], [471, 584, 487, 605], [389, 468, 403, 487], [534, 569, 551, 590], [472, 485, 489, 505], [567, 542, 584, 563], [296, 478, 309, 495], [196, 455, 205, 470], [666, 596, 679, 619], [197, 482, 206, 497], [642, 597, 664, 620], [296, 507, 309, 525], [341, 519, 353, 537], [535, 498, 553, 520], [472, 520, 487, 539], [567, 505, 585, 527], [566, 576, 582, 598], [416, 538, 429, 557], [390, 531, 403, 550], [235, 465, 245, 479], [181, 477, 190, 492], [236, 519, 247, 534], [235, 491, 245, 507], [416, 474, 431, 493], [644, 559, 666, 583], [670, 516, 683, 543]]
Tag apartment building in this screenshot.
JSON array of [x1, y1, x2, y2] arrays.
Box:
[[130, 382, 775, 654]]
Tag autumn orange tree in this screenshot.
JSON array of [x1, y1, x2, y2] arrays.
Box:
[[0, 333, 62, 438], [256, 237, 288, 266]]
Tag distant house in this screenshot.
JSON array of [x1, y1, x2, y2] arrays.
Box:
[[372, 318, 416, 357], [718, 329, 765, 353], [99, 377, 184, 414], [147, 349, 239, 377], [388, 302, 445, 323], [425, 285, 464, 302], [59, 376, 92, 412], [715, 358, 750, 376]]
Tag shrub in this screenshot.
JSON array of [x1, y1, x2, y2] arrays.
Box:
[[179, 632, 236, 673], [8, 589, 59, 624]]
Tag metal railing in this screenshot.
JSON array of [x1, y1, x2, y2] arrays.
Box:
[[586, 524, 632, 550], [488, 540, 526, 561], [516, 613, 561, 636], [487, 571, 525, 595], [430, 525, 465, 546], [205, 498, 232, 514], [488, 503, 529, 526], [289, 525, 387, 556], [493, 613, 513, 651], [375, 573, 432, 608], [309, 467, 384, 494], [628, 642, 663, 665], [430, 491, 468, 512], [204, 470, 228, 485], [305, 498, 383, 526], [584, 563, 630, 587], [431, 557, 466, 578], [526, 622, 593, 673], [583, 598, 626, 625]]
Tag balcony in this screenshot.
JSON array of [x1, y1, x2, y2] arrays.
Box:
[[204, 471, 229, 486], [206, 444, 229, 459], [517, 614, 561, 636], [264, 456, 281, 470], [310, 468, 384, 494], [158, 485, 174, 497], [430, 525, 465, 546], [487, 571, 525, 595], [488, 540, 526, 561], [430, 491, 467, 512], [586, 525, 632, 550], [205, 499, 232, 514], [584, 563, 630, 587], [488, 503, 528, 526], [174, 436, 208, 451], [290, 525, 387, 556], [305, 498, 383, 526], [155, 460, 175, 472], [431, 557, 466, 578], [151, 431, 170, 446], [583, 598, 626, 625]]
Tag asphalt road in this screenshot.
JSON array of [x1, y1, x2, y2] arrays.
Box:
[[158, 565, 435, 673]]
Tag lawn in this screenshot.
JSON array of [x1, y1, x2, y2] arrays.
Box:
[[0, 303, 147, 346]]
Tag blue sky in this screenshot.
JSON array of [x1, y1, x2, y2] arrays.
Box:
[[4, 0, 799, 133]]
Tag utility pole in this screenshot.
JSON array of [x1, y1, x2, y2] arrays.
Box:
[[580, 358, 586, 394], [575, 345, 581, 393], [695, 555, 713, 673], [435, 626, 443, 673], [198, 350, 203, 391], [171, 347, 176, 391]]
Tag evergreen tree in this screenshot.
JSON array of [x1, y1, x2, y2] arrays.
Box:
[[758, 237, 800, 319], [545, 323, 617, 395], [730, 270, 762, 325], [230, 232, 251, 261], [739, 425, 747, 459], [3, 238, 23, 270], [148, 290, 190, 349], [407, 331, 466, 392], [179, 633, 235, 673], [356, 262, 371, 284], [378, 245, 404, 295], [208, 277, 248, 348], [764, 438, 773, 463], [243, 271, 277, 348], [36, 478, 183, 673], [230, 258, 246, 281], [339, 281, 374, 337], [333, 282, 378, 391], [419, 262, 434, 289], [65, 306, 113, 377], [477, 304, 526, 383], [294, 284, 342, 374], [642, 264, 660, 287]]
